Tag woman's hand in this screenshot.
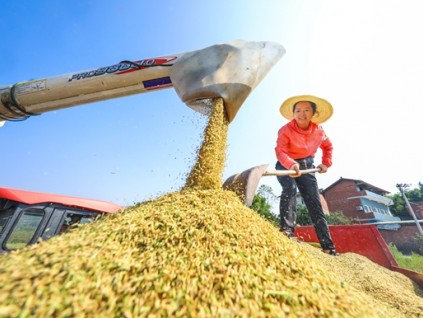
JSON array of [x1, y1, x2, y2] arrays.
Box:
[[289, 163, 301, 178], [317, 164, 328, 173]]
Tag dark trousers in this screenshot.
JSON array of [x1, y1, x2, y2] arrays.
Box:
[[275, 160, 335, 250]]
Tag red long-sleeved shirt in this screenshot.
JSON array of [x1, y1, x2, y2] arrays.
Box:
[[275, 120, 333, 169]]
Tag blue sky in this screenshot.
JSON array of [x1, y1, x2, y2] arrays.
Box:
[[1, 0, 422, 207]]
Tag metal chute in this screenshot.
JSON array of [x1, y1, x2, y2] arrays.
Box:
[[0, 40, 285, 125]]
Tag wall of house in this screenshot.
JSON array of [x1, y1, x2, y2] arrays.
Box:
[[379, 224, 422, 254], [361, 197, 390, 216], [410, 202, 423, 219], [323, 179, 374, 220]]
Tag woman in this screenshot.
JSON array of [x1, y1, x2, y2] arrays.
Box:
[[275, 95, 338, 256]]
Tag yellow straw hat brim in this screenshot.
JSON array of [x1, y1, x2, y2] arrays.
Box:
[[279, 95, 333, 124]]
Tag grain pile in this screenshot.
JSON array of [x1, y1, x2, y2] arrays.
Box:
[[302, 243, 423, 317], [0, 98, 421, 317]]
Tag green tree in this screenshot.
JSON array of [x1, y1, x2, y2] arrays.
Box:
[[250, 185, 280, 226], [406, 183, 423, 202], [296, 205, 312, 226], [326, 211, 353, 225], [388, 192, 408, 218], [388, 182, 423, 218]]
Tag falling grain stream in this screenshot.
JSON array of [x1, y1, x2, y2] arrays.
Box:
[[0, 98, 422, 317]]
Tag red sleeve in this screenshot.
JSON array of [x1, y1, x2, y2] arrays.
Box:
[[275, 126, 297, 169], [320, 134, 333, 167]]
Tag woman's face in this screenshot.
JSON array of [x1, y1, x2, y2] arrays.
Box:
[[293, 101, 315, 128]]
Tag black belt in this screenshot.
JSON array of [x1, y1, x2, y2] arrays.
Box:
[[295, 156, 314, 169]]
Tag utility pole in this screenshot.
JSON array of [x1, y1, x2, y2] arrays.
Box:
[[396, 183, 423, 235]]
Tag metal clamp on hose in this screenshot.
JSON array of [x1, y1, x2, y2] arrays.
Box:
[[0, 84, 39, 121]]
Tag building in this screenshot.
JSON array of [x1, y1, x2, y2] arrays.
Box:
[[322, 177, 400, 229], [410, 201, 423, 219]]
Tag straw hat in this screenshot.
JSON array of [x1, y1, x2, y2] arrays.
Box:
[[279, 95, 333, 123]]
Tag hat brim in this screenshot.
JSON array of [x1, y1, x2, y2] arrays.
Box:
[[279, 95, 333, 124]]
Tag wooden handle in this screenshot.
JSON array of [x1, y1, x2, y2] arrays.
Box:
[[263, 168, 321, 177]]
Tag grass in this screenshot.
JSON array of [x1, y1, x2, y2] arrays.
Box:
[[389, 244, 423, 273]]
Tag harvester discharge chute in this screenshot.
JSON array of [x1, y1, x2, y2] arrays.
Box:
[[0, 40, 285, 125]]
